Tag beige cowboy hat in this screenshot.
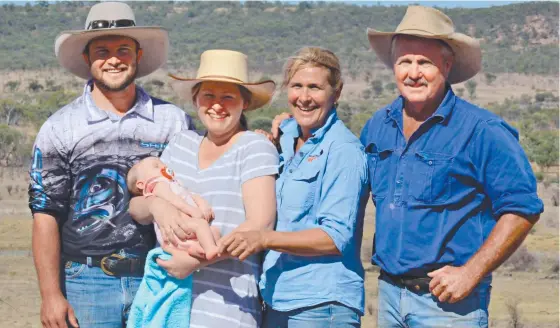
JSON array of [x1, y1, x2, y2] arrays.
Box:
[[367, 5, 481, 84], [170, 50, 276, 111], [54, 2, 168, 80]]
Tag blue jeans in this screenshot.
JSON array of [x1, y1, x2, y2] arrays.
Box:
[[264, 302, 361, 328], [377, 276, 491, 328], [63, 261, 142, 328]]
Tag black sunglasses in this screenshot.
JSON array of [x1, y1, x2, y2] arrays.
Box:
[[87, 19, 136, 30]]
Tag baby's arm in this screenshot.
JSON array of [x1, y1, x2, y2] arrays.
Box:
[[152, 183, 205, 222], [190, 193, 214, 222]]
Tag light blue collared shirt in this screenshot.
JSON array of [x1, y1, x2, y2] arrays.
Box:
[[260, 109, 369, 314]]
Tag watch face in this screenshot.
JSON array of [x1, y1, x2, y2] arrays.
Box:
[[161, 167, 175, 180]]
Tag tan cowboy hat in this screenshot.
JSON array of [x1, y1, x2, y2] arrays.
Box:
[[170, 50, 276, 111], [367, 5, 481, 84], [54, 2, 168, 80]]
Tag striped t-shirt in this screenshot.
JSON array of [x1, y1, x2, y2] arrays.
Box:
[[160, 130, 279, 328]]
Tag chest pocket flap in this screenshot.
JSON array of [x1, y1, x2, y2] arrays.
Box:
[[366, 143, 393, 200], [281, 165, 321, 211]]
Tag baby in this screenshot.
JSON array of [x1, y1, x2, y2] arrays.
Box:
[[127, 157, 220, 261]]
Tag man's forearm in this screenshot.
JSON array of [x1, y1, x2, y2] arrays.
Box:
[[32, 214, 63, 298], [464, 213, 538, 280]]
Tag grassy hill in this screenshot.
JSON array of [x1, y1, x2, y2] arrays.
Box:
[[0, 1, 558, 75]]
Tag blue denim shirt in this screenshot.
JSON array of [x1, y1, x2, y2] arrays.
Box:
[[360, 87, 544, 277], [260, 110, 369, 314]]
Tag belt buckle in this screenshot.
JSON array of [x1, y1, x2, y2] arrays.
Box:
[[100, 253, 124, 276]]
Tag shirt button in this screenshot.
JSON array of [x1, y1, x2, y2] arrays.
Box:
[[428, 160, 433, 165], [299, 152, 304, 156], [396, 180, 402, 184], [289, 169, 293, 173]]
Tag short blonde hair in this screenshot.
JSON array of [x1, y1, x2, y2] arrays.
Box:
[[282, 47, 343, 92]]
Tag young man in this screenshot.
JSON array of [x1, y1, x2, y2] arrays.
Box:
[[362, 6, 543, 327], [29, 2, 191, 327]]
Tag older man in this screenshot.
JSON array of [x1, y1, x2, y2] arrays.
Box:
[[361, 6, 543, 327], [29, 2, 191, 327]]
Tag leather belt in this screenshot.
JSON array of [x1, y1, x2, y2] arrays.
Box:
[[380, 270, 432, 294], [63, 253, 145, 277]]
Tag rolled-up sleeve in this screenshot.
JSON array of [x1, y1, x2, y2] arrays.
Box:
[[316, 143, 368, 254], [28, 121, 71, 224], [469, 119, 544, 218]]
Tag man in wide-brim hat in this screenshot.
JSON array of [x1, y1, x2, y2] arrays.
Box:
[[360, 5, 543, 327], [30, 2, 192, 327]]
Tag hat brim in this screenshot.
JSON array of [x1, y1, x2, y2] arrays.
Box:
[[367, 28, 481, 84], [169, 74, 276, 111], [55, 27, 169, 80]]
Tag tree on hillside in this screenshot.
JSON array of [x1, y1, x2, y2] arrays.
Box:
[[485, 72, 497, 85], [371, 79, 384, 98], [0, 99, 22, 126], [28, 80, 44, 93], [4, 81, 20, 92], [384, 82, 397, 93], [465, 80, 477, 99], [456, 87, 465, 97], [249, 117, 273, 131]]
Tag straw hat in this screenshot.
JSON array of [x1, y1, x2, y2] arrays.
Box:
[[54, 2, 168, 80], [367, 5, 481, 84], [170, 50, 276, 111]]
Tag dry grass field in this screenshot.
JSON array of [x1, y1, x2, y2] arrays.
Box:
[[1, 67, 558, 108], [0, 166, 558, 327]]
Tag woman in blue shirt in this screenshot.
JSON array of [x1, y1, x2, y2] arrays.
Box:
[[219, 47, 369, 327]]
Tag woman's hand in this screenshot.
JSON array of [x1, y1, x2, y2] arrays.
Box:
[[217, 230, 269, 261], [157, 243, 201, 279], [270, 112, 292, 141], [149, 197, 193, 247]]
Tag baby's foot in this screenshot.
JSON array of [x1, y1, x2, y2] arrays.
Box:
[[205, 245, 219, 260]]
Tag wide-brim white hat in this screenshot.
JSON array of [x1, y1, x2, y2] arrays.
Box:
[[54, 2, 168, 80], [170, 50, 276, 111], [367, 5, 481, 84]]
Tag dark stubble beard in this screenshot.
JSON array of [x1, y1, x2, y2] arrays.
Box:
[[92, 60, 138, 92]]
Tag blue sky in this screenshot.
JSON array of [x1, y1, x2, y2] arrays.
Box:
[[0, 0, 538, 8]]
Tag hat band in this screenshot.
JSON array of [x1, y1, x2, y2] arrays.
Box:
[[395, 28, 452, 36], [199, 75, 246, 83]]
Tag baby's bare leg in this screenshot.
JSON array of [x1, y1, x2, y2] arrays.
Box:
[[190, 193, 214, 222], [185, 219, 219, 260]]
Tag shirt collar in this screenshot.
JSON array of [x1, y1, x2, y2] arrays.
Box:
[[279, 108, 339, 142], [385, 84, 456, 125], [84, 80, 155, 124]]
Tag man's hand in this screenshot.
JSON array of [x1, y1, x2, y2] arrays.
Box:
[[217, 230, 268, 261], [41, 293, 79, 328], [428, 265, 481, 303], [270, 112, 292, 144], [149, 198, 193, 247]]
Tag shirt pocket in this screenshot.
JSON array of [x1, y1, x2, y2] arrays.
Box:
[[410, 151, 453, 204], [366, 146, 393, 201], [281, 166, 320, 212]]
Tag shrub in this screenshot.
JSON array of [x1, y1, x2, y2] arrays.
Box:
[[503, 245, 537, 272], [535, 171, 544, 182]]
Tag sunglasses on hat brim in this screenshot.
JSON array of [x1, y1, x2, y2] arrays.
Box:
[[87, 19, 136, 30]]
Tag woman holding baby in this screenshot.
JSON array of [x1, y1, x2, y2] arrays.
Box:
[[129, 49, 278, 327]]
